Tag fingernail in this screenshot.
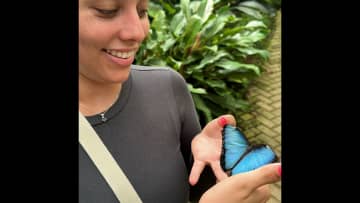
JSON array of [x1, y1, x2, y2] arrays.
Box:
[[277, 165, 282, 177], [218, 117, 227, 127]]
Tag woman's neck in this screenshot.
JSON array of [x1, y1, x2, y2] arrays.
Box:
[[79, 76, 122, 116]]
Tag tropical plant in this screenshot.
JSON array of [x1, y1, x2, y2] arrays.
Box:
[[136, 0, 277, 126]]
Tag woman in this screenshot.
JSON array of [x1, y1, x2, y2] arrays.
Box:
[[79, 0, 281, 202]]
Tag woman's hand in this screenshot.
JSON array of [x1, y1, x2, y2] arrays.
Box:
[[189, 115, 236, 185], [199, 163, 281, 203]]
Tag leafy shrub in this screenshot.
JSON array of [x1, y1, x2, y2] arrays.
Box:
[[136, 0, 278, 126]]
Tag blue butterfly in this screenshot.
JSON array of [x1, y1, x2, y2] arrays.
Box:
[[221, 125, 278, 176]]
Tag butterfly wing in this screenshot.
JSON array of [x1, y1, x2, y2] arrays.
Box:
[[231, 145, 277, 175], [221, 125, 249, 170]]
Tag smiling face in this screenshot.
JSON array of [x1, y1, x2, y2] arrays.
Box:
[[79, 0, 149, 84]]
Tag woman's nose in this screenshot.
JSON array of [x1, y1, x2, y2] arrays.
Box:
[[117, 10, 148, 42]]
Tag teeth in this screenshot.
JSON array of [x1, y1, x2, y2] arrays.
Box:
[[105, 49, 136, 59]]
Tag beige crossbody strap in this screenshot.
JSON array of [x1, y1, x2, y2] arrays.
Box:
[[79, 112, 142, 203]]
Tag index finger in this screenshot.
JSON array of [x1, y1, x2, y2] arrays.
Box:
[[202, 114, 237, 136]]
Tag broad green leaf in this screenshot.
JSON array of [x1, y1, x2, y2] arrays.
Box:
[[238, 1, 269, 13], [247, 30, 266, 42], [187, 84, 207, 94], [167, 56, 182, 71], [159, 0, 177, 15], [222, 33, 253, 47], [206, 79, 226, 88], [204, 93, 250, 111], [216, 59, 260, 75], [183, 54, 203, 65], [189, 1, 201, 13], [193, 50, 230, 71], [234, 6, 263, 19], [192, 73, 205, 82], [245, 20, 267, 29], [198, 0, 214, 23], [150, 9, 168, 33], [201, 6, 231, 40], [160, 37, 176, 52], [227, 72, 257, 84], [145, 58, 167, 67], [236, 47, 269, 59], [182, 15, 203, 49], [213, 0, 221, 4], [222, 26, 245, 38], [146, 39, 158, 50], [227, 76, 245, 84], [170, 12, 186, 37], [192, 94, 213, 123], [213, 87, 230, 96], [180, 0, 190, 21], [202, 45, 218, 53], [148, 2, 164, 17], [223, 30, 266, 47]]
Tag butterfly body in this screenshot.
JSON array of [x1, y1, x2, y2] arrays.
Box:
[[221, 125, 278, 176]]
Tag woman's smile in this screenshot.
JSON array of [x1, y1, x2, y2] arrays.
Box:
[[102, 48, 137, 67]]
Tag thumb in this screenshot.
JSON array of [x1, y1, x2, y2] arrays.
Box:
[[202, 115, 236, 137], [244, 163, 282, 190]]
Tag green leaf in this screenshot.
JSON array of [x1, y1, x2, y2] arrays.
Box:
[[170, 12, 186, 37], [183, 54, 203, 65], [222, 33, 253, 47], [213, 0, 221, 4], [160, 37, 176, 52], [193, 50, 230, 71], [150, 8, 168, 34], [236, 47, 269, 60], [201, 6, 231, 40], [202, 45, 218, 53], [216, 59, 261, 75], [227, 76, 245, 84], [187, 83, 207, 94], [234, 6, 263, 19], [247, 30, 267, 42], [223, 30, 266, 47], [213, 87, 230, 97], [222, 26, 245, 38], [148, 2, 164, 18], [204, 93, 250, 111], [245, 20, 267, 29], [227, 72, 256, 84], [238, 1, 269, 14], [198, 0, 214, 23], [192, 72, 205, 82], [206, 79, 226, 88], [146, 39, 158, 50], [181, 15, 203, 49], [189, 1, 201, 13], [145, 58, 167, 67], [159, 0, 177, 15], [180, 0, 190, 21], [192, 94, 213, 123], [167, 56, 182, 71]]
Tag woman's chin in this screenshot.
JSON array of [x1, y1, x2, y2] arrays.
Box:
[[108, 70, 131, 84]]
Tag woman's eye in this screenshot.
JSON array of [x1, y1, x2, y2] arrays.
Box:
[[94, 8, 118, 17], [138, 9, 148, 18]]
